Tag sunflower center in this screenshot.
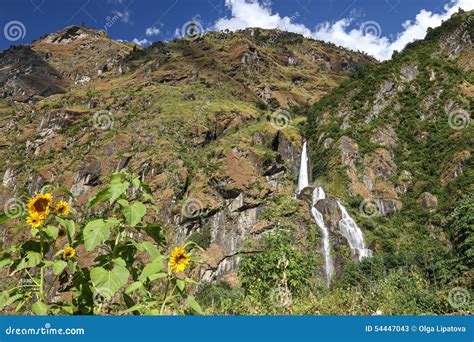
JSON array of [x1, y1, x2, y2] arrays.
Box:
[[33, 198, 49, 212], [176, 254, 187, 264]]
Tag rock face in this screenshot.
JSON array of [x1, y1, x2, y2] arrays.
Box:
[[0, 25, 133, 102], [418, 192, 438, 211]]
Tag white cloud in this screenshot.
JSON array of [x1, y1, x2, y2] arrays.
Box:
[[213, 0, 474, 60], [114, 9, 131, 23], [146, 26, 160, 36], [133, 38, 150, 46]]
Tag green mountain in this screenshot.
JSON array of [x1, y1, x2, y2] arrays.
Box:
[[0, 10, 472, 315]]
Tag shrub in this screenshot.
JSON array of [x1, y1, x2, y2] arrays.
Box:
[[0, 173, 203, 315]]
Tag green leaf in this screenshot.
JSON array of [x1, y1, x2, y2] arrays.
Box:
[[0, 257, 12, 269], [138, 261, 164, 281], [44, 226, 59, 239], [148, 273, 168, 281], [176, 279, 185, 291], [32, 301, 49, 315], [88, 188, 110, 208], [90, 265, 130, 300], [16, 252, 41, 271], [138, 241, 163, 262], [84, 219, 120, 251], [108, 180, 130, 204], [131, 177, 140, 190], [52, 260, 67, 275], [186, 295, 203, 314], [125, 281, 143, 294], [0, 293, 23, 310], [122, 201, 146, 227]]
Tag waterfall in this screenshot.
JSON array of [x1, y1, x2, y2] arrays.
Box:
[[297, 141, 309, 192], [298, 141, 370, 286], [298, 142, 334, 286], [337, 202, 372, 260], [311, 186, 334, 286]]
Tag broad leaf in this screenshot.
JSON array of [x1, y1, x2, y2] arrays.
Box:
[[138, 261, 164, 282], [83, 219, 119, 251], [125, 281, 143, 294], [44, 226, 58, 239], [32, 301, 49, 315], [90, 265, 130, 300], [108, 179, 130, 204], [186, 295, 203, 314], [16, 252, 41, 271], [52, 260, 67, 276], [122, 201, 146, 227]]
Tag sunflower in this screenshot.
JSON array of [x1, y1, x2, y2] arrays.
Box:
[[55, 200, 71, 216], [27, 193, 52, 218], [63, 246, 76, 259], [26, 212, 45, 229], [169, 246, 190, 273]]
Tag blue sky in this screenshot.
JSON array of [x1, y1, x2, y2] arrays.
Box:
[[0, 0, 472, 59]]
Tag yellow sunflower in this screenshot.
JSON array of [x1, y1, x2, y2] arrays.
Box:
[[55, 200, 71, 216], [26, 212, 45, 228], [63, 246, 76, 259], [27, 193, 52, 218], [169, 246, 190, 273]]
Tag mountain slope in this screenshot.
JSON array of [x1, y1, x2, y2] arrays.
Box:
[[305, 9, 473, 303], [0, 26, 373, 288]]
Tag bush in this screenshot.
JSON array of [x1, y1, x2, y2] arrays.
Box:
[[239, 231, 314, 301], [0, 173, 203, 315]]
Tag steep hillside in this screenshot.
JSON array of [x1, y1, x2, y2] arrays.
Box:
[[0, 26, 373, 294], [304, 9, 473, 312]]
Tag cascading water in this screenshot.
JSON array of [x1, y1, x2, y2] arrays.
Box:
[[337, 202, 372, 260], [297, 141, 309, 192], [298, 142, 334, 286], [310, 187, 334, 286], [298, 141, 371, 286]]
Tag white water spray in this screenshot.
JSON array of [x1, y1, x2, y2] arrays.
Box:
[[298, 141, 370, 286], [297, 141, 309, 192], [337, 202, 372, 260], [298, 142, 334, 286]]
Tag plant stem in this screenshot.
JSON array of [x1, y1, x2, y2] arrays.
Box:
[[39, 235, 44, 301]]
